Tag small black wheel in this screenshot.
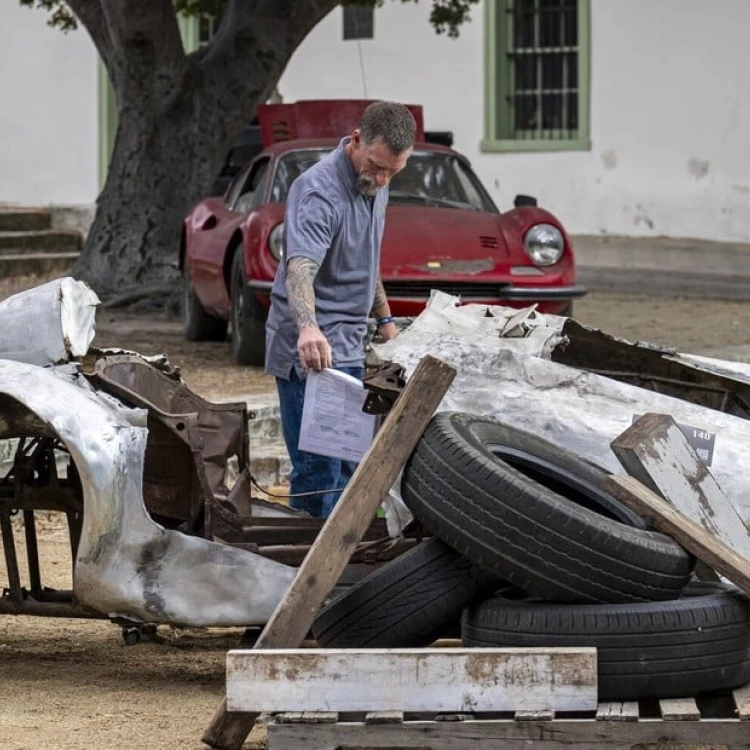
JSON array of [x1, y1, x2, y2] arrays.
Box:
[[141, 624, 158, 637], [230, 251, 267, 366], [122, 627, 142, 646]]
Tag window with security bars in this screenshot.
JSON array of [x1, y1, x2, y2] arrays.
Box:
[[484, 0, 590, 151], [198, 16, 219, 47]]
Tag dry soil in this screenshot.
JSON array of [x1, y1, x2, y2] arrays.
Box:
[[1, 273, 750, 749]]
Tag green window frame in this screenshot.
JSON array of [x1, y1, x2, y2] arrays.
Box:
[[483, 0, 591, 153]]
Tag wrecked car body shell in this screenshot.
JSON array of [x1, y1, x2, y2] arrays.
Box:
[[0, 278, 408, 629], [376, 292, 750, 525]]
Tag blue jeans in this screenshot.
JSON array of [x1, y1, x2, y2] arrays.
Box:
[[277, 365, 364, 518]]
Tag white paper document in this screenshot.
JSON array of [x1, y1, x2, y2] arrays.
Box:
[[299, 369, 377, 462]]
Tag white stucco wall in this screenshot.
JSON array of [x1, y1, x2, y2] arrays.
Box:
[[279, 0, 750, 242], [0, 1, 99, 206]]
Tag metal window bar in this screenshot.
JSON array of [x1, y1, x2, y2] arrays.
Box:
[[506, 0, 579, 141]]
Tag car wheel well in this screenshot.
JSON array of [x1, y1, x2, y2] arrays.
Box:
[[223, 230, 244, 294]]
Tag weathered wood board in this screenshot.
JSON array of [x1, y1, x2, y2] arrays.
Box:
[[611, 413, 750, 559], [606, 475, 750, 597], [203, 355, 456, 749], [226, 647, 598, 714]]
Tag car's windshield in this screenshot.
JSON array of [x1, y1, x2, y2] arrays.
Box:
[[269, 148, 498, 213]]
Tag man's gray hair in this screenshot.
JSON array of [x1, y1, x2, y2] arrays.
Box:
[[360, 101, 416, 154]]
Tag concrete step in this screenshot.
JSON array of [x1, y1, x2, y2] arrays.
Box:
[[222, 391, 290, 489], [245, 391, 283, 448], [0, 229, 82, 251], [0, 208, 52, 232], [249, 444, 291, 489], [0, 251, 79, 277]]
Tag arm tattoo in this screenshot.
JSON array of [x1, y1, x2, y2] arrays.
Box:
[[371, 276, 390, 317], [286, 256, 320, 330]]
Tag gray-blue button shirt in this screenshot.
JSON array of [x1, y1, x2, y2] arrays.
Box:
[[265, 138, 388, 379]]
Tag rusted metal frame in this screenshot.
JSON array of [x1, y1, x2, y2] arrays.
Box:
[[362, 362, 407, 414], [91, 357, 246, 538], [166, 411, 214, 536], [585, 367, 733, 399], [555, 319, 750, 417], [227, 538, 418, 567], [0, 597, 106, 619], [0, 503, 23, 604], [23, 438, 62, 597], [67, 510, 82, 563], [22, 510, 42, 597]]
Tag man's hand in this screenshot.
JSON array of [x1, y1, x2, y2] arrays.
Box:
[[297, 325, 332, 371], [378, 321, 399, 341]]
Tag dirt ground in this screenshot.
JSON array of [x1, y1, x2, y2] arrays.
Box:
[[1, 273, 750, 750]]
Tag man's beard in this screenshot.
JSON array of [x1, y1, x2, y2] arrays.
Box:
[[356, 175, 380, 197]]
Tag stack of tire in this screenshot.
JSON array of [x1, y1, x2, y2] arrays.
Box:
[[312, 412, 750, 701]]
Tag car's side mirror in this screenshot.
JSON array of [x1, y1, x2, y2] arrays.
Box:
[[514, 194, 538, 208]]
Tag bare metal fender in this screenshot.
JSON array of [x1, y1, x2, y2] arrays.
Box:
[[0, 359, 296, 627]]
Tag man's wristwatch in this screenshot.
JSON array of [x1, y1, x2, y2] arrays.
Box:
[[377, 316, 396, 327]]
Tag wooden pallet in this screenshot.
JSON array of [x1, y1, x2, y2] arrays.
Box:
[[267, 683, 750, 750]]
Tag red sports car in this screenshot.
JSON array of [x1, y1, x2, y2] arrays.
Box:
[[180, 101, 586, 366]]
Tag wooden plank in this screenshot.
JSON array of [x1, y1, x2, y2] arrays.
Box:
[[227, 647, 597, 714], [611, 413, 750, 559], [267, 716, 749, 749], [660, 697, 701, 720], [515, 709, 555, 721], [203, 355, 456, 749], [595, 702, 639, 721], [273, 711, 338, 724], [606, 475, 750, 598], [733, 682, 750, 720], [365, 711, 404, 725]]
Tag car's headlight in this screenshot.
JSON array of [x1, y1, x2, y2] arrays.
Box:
[[268, 223, 285, 261], [523, 223, 564, 266]]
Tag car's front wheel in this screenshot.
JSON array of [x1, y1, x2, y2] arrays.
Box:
[[230, 251, 267, 367], [182, 267, 228, 342]]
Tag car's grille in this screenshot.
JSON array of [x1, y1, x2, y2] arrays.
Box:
[[479, 235, 500, 249], [383, 281, 512, 298]]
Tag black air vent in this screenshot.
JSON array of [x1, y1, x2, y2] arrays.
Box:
[[384, 281, 511, 298], [479, 235, 499, 249]]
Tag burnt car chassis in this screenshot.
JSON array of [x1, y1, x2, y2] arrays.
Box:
[[0, 347, 414, 643]]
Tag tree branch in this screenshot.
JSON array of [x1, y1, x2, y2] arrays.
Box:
[[199, 0, 339, 128], [64, 0, 116, 75], [98, 0, 189, 99]]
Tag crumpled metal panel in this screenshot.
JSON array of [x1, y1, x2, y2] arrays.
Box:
[[0, 359, 296, 627], [376, 291, 750, 524], [0, 278, 99, 366]]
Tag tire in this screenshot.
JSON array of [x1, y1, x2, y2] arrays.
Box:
[[462, 582, 750, 700], [230, 251, 267, 367], [401, 412, 694, 604], [312, 538, 506, 648], [182, 267, 228, 342]]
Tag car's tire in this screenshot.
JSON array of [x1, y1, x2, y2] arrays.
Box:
[[182, 267, 228, 342], [230, 251, 267, 367], [312, 538, 506, 648], [401, 412, 694, 604], [462, 582, 750, 700]]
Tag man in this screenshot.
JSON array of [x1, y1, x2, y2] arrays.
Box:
[[265, 101, 415, 518]]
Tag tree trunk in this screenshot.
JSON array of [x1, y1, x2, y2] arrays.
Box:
[[74, 84, 231, 304], [67, 0, 341, 306]]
